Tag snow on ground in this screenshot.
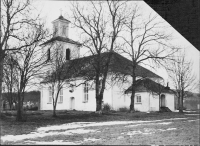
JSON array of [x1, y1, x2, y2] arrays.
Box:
[[1, 129, 97, 142], [83, 138, 101, 142], [184, 110, 199, 113], [1, 118, 187, 142], [36, 118, 187, 133], [126, 128, 177, 137], [25, 140, 82, 145], [174, 110, 199, 113], [126, 122, 172, 127], [25, 138, 101, 145], [184, 114, 199, 116], [188, 119, 200, 122]]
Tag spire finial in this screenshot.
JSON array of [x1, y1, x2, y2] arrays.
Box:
[[60, 8, 63, 16]]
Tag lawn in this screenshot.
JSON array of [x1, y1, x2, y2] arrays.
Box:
[[0, 110, 199, 145]]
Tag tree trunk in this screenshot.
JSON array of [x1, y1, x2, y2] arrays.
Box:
[[16, 93, 23, 121], [178, 91, 183, 113], [53, 105, 57, 117], [0, 51, 5, 112], [130, 92, 135, 112], [96, 95, 102, 111], [130, 66, 136, 112], [95, 72, 101, 112]]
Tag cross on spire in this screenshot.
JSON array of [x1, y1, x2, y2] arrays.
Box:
[[60, 8, 63, 16]]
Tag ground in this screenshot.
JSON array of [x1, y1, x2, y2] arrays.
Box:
[[0, 110, 199, 145]]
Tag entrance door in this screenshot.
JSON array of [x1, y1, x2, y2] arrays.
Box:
[[70, 97, 75, 110], [161, 94, 165, 107]]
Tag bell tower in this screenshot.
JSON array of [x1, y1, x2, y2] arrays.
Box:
[[52, 15, 70, 38]]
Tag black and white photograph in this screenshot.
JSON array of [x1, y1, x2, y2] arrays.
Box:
[[0, 0, 199, 145]]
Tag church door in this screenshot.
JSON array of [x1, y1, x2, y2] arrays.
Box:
[[70, 97, 75, 110]]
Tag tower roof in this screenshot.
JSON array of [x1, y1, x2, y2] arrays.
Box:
[[40, 36, 81, 46], [52, 15, 70, 23]]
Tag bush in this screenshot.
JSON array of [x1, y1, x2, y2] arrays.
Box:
[[28, 106, 38, 111], [102, 103, 111, 112], [119, 107, 129, 112]]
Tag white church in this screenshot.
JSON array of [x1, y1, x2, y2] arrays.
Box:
[[39, 15, 175, 112]]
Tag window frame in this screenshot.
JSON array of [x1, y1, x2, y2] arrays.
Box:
[[54, 24, 58, 36], [62, 26, 66, 36], [136, 95, 142, 103], [66, 48, 70, 60], [83, 83, 89, 103], [58, 87, 63, 103], [48, 87, 52, 103]]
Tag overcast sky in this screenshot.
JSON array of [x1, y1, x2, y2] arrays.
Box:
[[33, 0, 199, 92]]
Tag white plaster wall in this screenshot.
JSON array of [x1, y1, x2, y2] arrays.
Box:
[[148, 93, 175, 111], [134, 92, 150, 112], [165, 93, 175, 111], [111, 77, 131, 110], [62, 42, 80, 59], [40, 79, 112, 111], [149, 94, 160, 111]]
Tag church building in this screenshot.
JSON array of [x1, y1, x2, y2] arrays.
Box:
[[40, 15, 175, 112]]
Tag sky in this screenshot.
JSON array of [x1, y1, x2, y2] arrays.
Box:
[[33, 0, 199, 92]]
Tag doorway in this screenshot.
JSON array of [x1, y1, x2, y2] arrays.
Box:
[[70, 97, 75, 110], [160, 94, 166, 107]]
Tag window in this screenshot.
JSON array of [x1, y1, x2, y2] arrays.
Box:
[[54, 25, 58, 36], [62, 26, 66, 36], [47, 49, 50, 61], [66, 49, 70, 60], [83, 83, 89, 102], [58, 87, 63, 103], [48, 87, 52, 103], [136, 95, 141, 103]]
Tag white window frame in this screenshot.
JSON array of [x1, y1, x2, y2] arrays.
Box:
[[58, 87, 63, 103], [136, 95, 141, 103], [83, 83, 89, 103], [62, 26, 66, 36], [48, 87, 52, 103], [54, 24, 58, 36]]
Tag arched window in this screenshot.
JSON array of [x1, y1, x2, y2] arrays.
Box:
[[66, 48, 70, 60], [47, 49, 50, 61]]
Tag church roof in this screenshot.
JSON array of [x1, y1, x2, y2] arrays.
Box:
[[42, 52, 162, 83], [125, 78, 173, 94], [41, 36, 82, 46]]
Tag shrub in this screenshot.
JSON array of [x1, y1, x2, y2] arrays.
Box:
[[119, 107, 129, 112], [102, 103, 111, 112]]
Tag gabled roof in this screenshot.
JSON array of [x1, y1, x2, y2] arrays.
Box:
[[107, 52, 163, 79], [43, 52, 162, 83], [125, 78, 173, 94], [41, 36, 82, 46]]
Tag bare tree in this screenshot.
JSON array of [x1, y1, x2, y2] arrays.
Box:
[[3, 53, 18, 109], [70, 1, 128, 112], [0, 0, 43, 110], [12, 24, 49, 121], [166, 50, 197, 113], [118, 4, 178, 112]]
